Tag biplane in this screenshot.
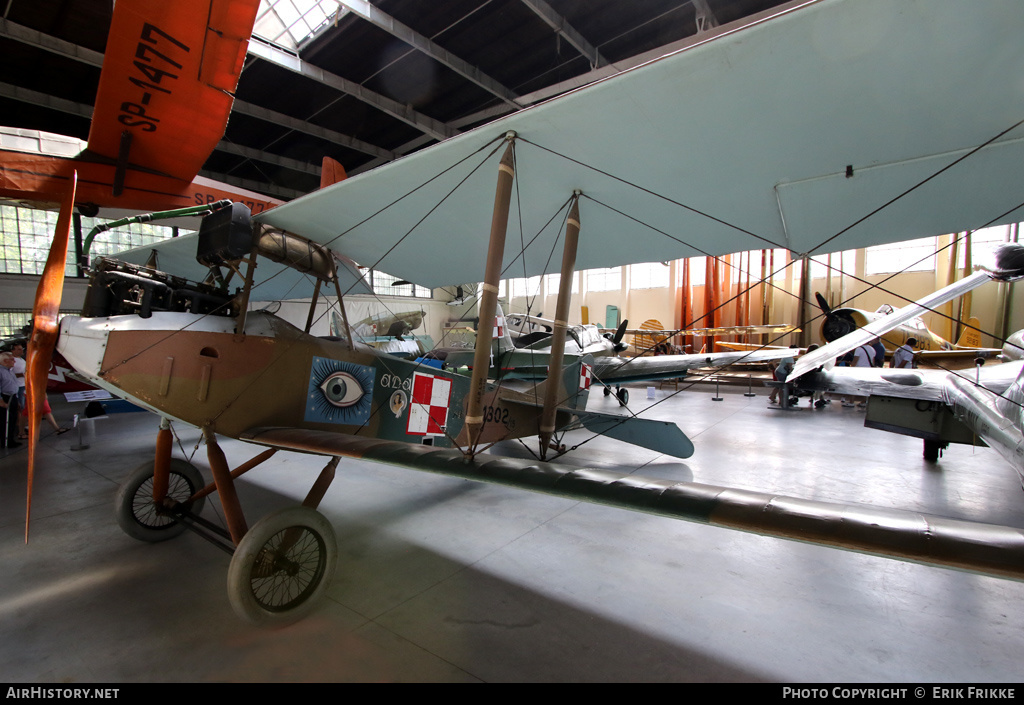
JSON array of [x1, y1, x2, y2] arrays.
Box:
[[20, 0, 1024, 626]]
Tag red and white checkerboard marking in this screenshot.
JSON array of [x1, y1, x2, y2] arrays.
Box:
[[407, 372, 452, 436], [493, 316, 505, 339], [579, 362, 592, 390]]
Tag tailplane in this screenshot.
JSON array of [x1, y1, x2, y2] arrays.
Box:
[[955, 317, 983, 348]]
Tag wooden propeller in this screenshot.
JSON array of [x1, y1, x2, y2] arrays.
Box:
[[25, 170, 76, 542]]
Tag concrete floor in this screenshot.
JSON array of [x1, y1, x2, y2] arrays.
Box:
[[2, 381, 1024, 683]]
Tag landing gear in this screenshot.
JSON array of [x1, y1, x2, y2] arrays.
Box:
[[115, 459, 206, 542], [603, 385, 629, 405], [923, 439, 947, 462], [119, 424, 340, 626], [227, 506, 338, 627]]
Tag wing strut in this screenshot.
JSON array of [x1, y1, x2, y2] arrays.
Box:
[[539, 193, 581, 457], [466, 133, 516, 453]]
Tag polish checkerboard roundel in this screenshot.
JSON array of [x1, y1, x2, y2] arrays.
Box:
[[407, 372, 452, 436]]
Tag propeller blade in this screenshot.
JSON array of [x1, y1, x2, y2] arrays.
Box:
[[612, 319, 629, 353], [613, 319, 628, 344], [25, 170, 76, 542], [815, 292, 832, 316]]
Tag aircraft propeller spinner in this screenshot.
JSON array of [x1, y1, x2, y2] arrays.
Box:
[[24, 171, 77, 542], [815, 292, 856, 342]]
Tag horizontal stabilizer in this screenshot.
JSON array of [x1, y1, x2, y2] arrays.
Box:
[[575, 410, 694, 458]]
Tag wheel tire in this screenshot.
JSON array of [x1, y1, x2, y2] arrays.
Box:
[[227, 506, 338, 627], [616, 388, 629, 406], [603, 386, 611, 397], [115, 459, 206, 542], [923, 440, 945, 462]]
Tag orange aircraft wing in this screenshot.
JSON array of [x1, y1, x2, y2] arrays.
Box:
[[87, 0, 260, 183]]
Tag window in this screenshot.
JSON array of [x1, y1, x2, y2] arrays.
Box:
[[253, 0, 341, 50], [629, 262, 670, 289], [0, 206, 76, 276], [864, 237, 937, 275], [507, 276, 540, 299], [0, 309, 76, 338], [366, 270, 431, 298], [544, 272, 580, 296], [955, 226, 1011, 270], [585, 267, 621, 292], [81, 215, 188, 263], [809, 250, 855, 279], [687, 257, 705, 287]]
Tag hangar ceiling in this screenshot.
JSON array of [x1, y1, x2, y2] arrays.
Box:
[[0, 0, 789, 204]]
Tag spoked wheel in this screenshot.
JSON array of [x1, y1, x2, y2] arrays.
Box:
[[115, 459, 206, 542], [227, 506, 338, 627]]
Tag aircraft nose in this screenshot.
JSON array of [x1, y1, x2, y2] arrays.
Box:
[[55, 316, 107, 382], [822, 313, 857, 341]]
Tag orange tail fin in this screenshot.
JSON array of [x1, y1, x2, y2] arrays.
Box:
[[320, 156, 347, 189]]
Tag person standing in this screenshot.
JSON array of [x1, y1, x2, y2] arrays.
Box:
[[846, 341, 875, 409], [10, 341, 26, 438], [891, 338, 917, 369], [0, 352, 21, 448], [768, 345, 798, 405]]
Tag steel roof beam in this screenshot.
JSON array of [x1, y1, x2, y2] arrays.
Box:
[[329, 0, 521, 109], [231, 100, 395, 161], [0, 18, 103, 66], [248, 36, 457, 142], [691, 0, 720, 32], [518, 0, 607, 69]]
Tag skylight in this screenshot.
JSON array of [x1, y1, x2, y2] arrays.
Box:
[[253, 0, 347, 51]]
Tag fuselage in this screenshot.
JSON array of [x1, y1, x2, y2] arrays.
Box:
[[56, 311, 565, 448], [821, 307, 951, 351]]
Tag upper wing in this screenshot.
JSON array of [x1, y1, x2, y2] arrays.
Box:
[[87, 0, 260, 182], [255, 0, 1024, 288]]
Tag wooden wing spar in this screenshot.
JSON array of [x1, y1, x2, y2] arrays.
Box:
[[253, 0, 1024, 290]]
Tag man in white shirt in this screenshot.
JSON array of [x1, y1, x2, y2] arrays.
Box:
[[846, 340, 878, 408], [891, 338, 917, 369], [852, 342, 875, 368]]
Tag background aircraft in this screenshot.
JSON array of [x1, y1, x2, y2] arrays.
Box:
[[814, 292, 998, 359], [0, 0, 280, 217], [787, 246, 1024, 465]]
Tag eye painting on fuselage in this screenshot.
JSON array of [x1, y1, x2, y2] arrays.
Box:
[[305, 357, 375, 426]]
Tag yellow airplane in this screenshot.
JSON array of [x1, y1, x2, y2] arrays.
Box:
[[815, 293, 989, 354]]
